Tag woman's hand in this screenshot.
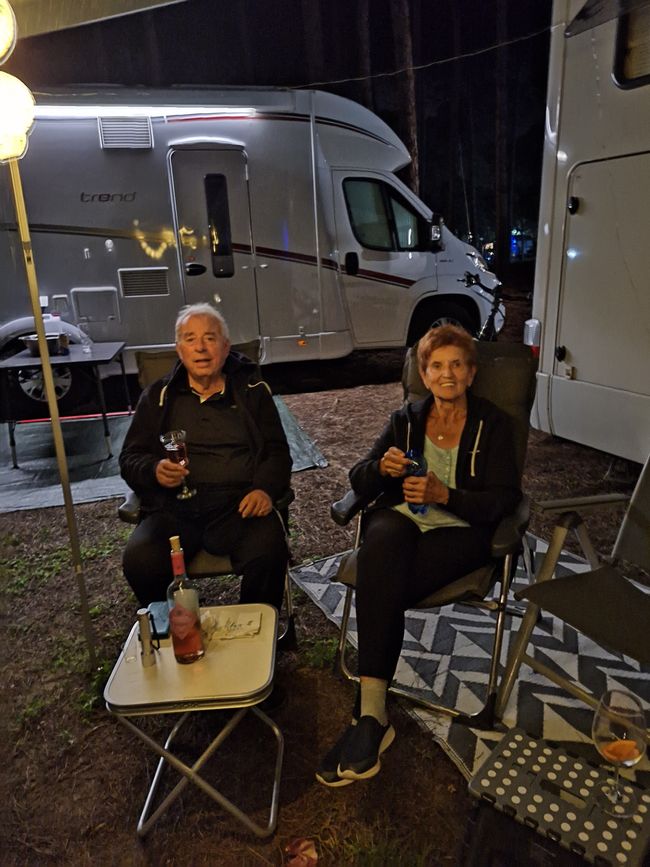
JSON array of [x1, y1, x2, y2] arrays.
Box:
[[403, 470, 449, 505], [379, 446, 411, 477], [155, 458, 189, 488]]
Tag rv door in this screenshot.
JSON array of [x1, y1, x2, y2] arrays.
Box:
[[169, 148, 259, 344], [333, 171, 434, 345]]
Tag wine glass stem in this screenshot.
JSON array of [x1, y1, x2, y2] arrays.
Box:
[[612, 766, 622, 803]]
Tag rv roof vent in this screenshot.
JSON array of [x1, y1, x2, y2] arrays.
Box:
[[99, 116, 153, 149], [119, 267, 169, 297]]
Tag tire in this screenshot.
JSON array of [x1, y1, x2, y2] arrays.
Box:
[[8, 362, 94, 418], [408, 302, 476, 345]]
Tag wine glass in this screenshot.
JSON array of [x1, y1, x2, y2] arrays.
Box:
[[404, 448, 428, 515], [160, 429, 196, 500], [592, 687, 646, 817]]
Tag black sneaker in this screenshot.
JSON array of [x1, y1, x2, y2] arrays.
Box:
[[337, 715, 395, 780], [315, 723, 358, 788]]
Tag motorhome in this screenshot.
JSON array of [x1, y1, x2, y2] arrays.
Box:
[[525, 0, 650, 464], [0, 87, 501, 415]]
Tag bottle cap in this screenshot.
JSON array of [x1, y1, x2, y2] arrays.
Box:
[[169, 535, 181, 552]]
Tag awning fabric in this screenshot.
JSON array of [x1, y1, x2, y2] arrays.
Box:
[[13, 0, 189, 39], [566, 0, 650, 37]]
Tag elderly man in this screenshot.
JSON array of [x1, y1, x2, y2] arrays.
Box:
[[120, 303, 292, 609]]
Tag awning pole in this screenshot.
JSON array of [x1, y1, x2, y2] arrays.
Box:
[[8, 157, 97, 669]]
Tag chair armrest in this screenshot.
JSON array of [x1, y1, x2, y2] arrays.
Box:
[[118, 490, 142, 525], [535, 492, 629, 516], [490, 495, 530, 558], [330, 489, 369, 526], [275, 487, 295, 512]]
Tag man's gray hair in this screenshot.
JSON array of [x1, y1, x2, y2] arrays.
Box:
[[175, 303, 230, 342]]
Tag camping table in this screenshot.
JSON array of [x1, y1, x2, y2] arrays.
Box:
[[104, 603, 283, 838], [0, 341, 128, 467]]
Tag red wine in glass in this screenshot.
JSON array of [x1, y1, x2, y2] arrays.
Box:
[[160, 430, 196, 499]]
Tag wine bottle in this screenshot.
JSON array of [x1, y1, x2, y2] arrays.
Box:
[[167, 536, 205, 664]]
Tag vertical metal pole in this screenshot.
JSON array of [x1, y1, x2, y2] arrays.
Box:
[[8, 158, 97, 668]]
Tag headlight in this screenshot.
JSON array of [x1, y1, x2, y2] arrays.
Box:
[[465, 251, 488, 271]]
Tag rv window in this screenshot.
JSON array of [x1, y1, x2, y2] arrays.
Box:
[[343, 178, 425, 252], [390, 196, 420, 250], [343, 179, 393, 250], [204, 174, 235, 278], [614, 5, 650, 86]]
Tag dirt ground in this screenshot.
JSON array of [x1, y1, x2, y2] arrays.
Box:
[[0, 293, 643, 866]]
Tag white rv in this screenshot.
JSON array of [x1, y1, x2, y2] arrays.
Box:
[[525, 0, 650, 464], [0, 87, 501, 414]]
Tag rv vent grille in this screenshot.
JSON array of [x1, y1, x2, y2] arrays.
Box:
[[99, 117, 153, 149], [119, 267, 169, 297]]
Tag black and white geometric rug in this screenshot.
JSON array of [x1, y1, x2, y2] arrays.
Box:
[[290, 536, 650, 785]]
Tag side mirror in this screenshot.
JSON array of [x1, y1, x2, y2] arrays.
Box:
[[430, 214, 444, 253]]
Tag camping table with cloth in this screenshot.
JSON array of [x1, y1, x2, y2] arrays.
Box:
[[104, 603, 283, 838], [0, 341, 129, 467]]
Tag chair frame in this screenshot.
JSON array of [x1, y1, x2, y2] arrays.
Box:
[[331, 491, 529, 729], [496, 454, 650, 721]]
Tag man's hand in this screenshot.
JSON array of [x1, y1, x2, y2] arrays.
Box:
[[155, 458, 189, 489], [402, 471, 449, 506], [239, 489, 273, 518]]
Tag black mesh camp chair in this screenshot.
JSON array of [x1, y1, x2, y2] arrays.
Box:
[[118, 342, 297, 648], [496, 452, 650, 719], [330, 341, 538, 728]]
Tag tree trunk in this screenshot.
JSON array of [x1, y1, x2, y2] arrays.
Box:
[[494, 0, 510, 277], [389, 0, 419, 193], [447, 2, 462, 234], [357, 0, 373, 109], [301, 0, 325, 84]]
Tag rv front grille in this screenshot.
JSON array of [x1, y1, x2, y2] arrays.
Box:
[[119, 267, 169, 297], [99, 117, 153, 149]]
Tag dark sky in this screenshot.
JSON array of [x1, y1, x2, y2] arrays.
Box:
[[6, 0, 552, 246]]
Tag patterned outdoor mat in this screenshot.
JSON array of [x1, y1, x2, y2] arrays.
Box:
[[290, 537, 650, 786]]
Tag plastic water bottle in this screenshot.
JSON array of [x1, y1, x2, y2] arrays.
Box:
[[405, 448, 428, 515], [79, 322, 92, 354]]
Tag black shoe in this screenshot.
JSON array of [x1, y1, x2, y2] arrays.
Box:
[[315, 723, 358, 788], [337, 715, 395, 780]]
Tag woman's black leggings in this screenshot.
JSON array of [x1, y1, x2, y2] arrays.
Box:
[[356, 508, 492, 682]]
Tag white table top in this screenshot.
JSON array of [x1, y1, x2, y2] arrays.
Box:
[[104, 603, 277, 716]]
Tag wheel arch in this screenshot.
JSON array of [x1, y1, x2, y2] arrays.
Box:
[[406, 294, 481, 345]]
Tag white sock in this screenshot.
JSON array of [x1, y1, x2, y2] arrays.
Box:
[[360, 678, 388, 726]]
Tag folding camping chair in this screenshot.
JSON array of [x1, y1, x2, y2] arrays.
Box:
[[330, 340, 538, 728], [496, 452, 650, 719], [118, 342, 297, 648]]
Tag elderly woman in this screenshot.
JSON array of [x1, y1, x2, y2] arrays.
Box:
[[316, 325, 521, 787]]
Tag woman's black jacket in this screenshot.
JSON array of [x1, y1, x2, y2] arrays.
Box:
[[349, 391, 521, 529]]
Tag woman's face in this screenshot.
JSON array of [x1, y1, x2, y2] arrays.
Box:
[[421, 344, 476, 402]]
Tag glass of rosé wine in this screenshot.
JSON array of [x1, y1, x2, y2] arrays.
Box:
[[592, 687, 646, 817], [160, 429, 196, 500]]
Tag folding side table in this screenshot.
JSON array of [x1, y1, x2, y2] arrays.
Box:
[[104, 603, 283, 838]]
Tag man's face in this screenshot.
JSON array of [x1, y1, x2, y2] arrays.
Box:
[[176, 314, 231, 382]]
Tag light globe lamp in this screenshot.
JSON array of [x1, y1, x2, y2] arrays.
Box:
[[0, 70, 34, 161], [0, 0, 16, 64]]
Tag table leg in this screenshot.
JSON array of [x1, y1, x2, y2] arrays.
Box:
[[91, 363, 112, 458], [7, 420, 18, 468], [117, 705, 283, 838], [117, 352, 132, 414]]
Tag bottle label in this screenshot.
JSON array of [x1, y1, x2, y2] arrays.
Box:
[[169, 588, 199, 641], [170, 550, 186, 577]]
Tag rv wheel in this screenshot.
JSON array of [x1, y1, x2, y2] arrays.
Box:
[[408, 303, 476, 344], [10, 365, 94, 418]]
